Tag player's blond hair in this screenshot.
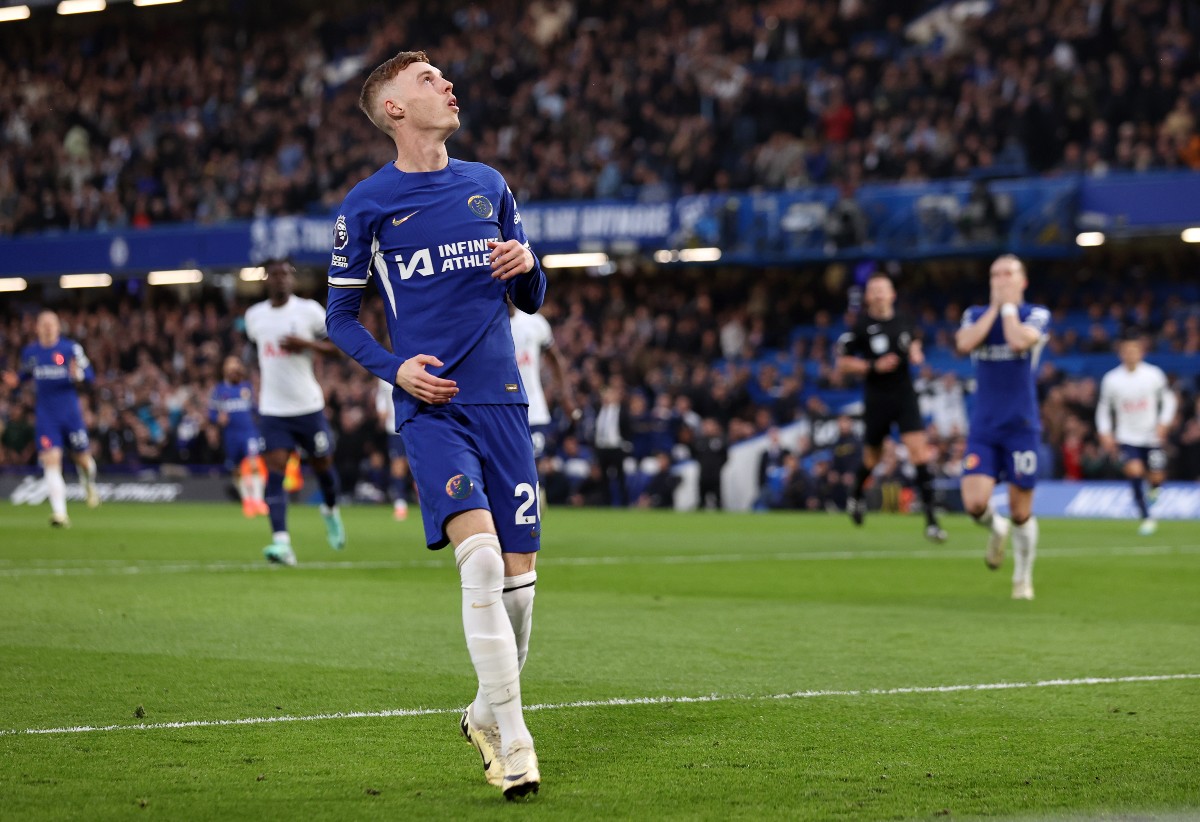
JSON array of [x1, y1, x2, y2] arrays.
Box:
[[359, 50, 430, 135], [991, 253, 1026, 276]]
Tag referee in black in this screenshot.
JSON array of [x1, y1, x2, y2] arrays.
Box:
[[835, 272, 947, 542]]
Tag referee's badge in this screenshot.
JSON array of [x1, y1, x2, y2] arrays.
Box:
[[467, 194, 494, 219]]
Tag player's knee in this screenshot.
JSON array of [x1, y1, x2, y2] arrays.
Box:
[[455, 533, 504, 588], [1011, 513, 1031, 526]]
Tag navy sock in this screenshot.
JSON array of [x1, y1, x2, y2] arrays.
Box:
[[853, 464, 871, 498], [1131, 477, 1148, 519], [316, 467, 340, 508], [915, 463, 938, 526], [266, 471, 288, 534]]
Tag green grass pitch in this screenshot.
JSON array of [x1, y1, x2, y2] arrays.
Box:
[[1, 502, 1197, 820]]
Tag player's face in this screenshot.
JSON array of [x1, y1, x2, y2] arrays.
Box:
[[1118, 339, 1144, 368], [864, 277, 895, 314], [265, 264, 295, 301], [392, 62, 459, 135], [989, 258, 1026, 302], [35, 312, 60, 346], [223, 357, 244, 383]]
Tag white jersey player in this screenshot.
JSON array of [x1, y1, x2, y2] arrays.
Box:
[[508, 303, 576, 457], [376, 377, 412, 520], [1096, 332, 1177, 535], [243, 259, 346, 565]]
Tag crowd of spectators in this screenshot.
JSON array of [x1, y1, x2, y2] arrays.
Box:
[[2, 0, 1199, 236], [3, 260, 1198, 511]]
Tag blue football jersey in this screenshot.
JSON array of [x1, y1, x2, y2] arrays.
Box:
[[19, 338, 92, 411], [961, 303, 1050, 435], [325, 159, 546, 428], [209, 381, 258, 433]]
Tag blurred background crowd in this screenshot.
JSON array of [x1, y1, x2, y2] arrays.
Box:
[[1, 0, 1198, 234]]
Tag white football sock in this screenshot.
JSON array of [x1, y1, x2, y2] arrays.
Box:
[[503, 571, 537, 671], [1011, 517, 1038, 583], [80, 455, 97, 490], [45, 466, 67, 518], [248, 471, 265, 503], [456, 534, 530, 753], [471, 569, 538, 728], [971, 502, 994, 529]]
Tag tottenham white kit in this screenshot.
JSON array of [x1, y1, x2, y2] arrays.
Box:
[[244, 295, 329, 417], [1096, 362, 1177, 447], [509, 310, 554, 426]]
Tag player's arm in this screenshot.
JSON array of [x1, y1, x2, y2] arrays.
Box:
[[324, 202, 457, 404], [70, 342, 95, 384], [954, 305, 998, 354], [908, 333, 925, 367], [1095, 375, 1116, 451], [543, 343, 579, 418], [494, 183, 546, 313], [999, 305, 1045, 353], [281, 336, 341, 357], [1156, 373, 1179, 441], [2, 348, 32, 394]]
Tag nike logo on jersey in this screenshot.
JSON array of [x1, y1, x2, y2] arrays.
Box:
[[392, 210, 420, 226]]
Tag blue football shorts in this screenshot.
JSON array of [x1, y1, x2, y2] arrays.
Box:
[[401, 403, 540, 553], [36, 403, 89, 454], [963, 430, 1041, 489], [259, 410, 334, 458], [224, 428, 264, 466]]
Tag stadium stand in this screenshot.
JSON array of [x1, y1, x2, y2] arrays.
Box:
[[1, 0, 1198, 234]]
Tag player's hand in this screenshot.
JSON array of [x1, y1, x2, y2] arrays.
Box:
[[874, 353, 901, 373], [217, 411, 229, 427], [280, 335, 310, 353], [396, 355, 459, 404], [996, 280, 1021, 307], [1099, 434, 1117, 453], [487, 239, 534, 281], [1156, 424, 1169, 443], [69, 359, 83, 382]]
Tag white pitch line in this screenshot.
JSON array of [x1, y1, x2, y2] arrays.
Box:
[[0, 544, 1196, 578], [2, 673, 1196, 738]]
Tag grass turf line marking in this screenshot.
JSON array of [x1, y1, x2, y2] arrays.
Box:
[[0, 544, 1196, 578], [3, 673, 1196, 738]]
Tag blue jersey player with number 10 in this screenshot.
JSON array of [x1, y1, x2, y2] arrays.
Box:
[[324, 51, 546, 801], [955, 255, 1051, 601]]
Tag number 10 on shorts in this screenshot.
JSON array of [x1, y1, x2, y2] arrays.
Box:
[[1011, 450, 1037, 477]]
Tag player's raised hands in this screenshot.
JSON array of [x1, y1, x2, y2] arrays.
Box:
[[396, 354, 459, 404], [487, 239, 533, 281]]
